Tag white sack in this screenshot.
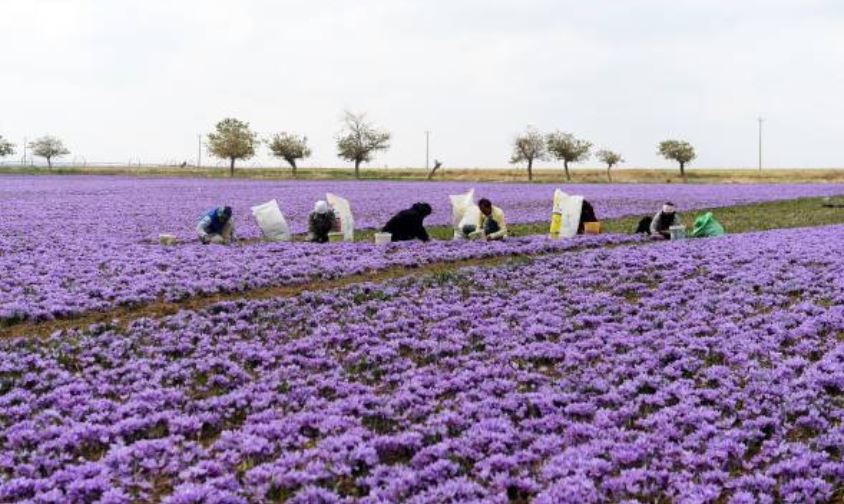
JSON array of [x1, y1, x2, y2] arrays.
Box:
[[251, 199, 291, 241], [326, 193, 355, 241], [449, 188, 476, 240], [552, 189, 584, 239], [458, 205, 481, 231]]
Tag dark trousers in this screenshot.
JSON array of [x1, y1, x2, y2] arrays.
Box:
[[577, 200, 598, 234]]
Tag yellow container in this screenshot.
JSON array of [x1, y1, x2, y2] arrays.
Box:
[[549, 212, 562, 238], [584, 222, 602, 235]]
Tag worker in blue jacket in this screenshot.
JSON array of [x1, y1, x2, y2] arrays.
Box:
[[196, 206, 234, 244]]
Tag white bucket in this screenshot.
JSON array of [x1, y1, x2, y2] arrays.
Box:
[[669, 225, 686, 240], [159, 233, 177, 246], [374, 232, 392, 245]]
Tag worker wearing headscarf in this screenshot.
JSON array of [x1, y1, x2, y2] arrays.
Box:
[[649, 202, 681, 239], [308, 200, 336, 243]]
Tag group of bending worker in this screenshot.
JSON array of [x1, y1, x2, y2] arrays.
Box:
[[382, 198, 509, 242], [196, 197, 637, 245], [196, 198, 512, 244], [196, 202, 339, 245]]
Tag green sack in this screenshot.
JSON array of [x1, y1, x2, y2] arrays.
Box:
[[690, 212, 725, 238]]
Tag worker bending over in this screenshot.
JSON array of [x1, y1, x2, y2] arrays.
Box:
[[578, 199, 599, 234], [636, 202, 681, 239], [383, 202, 432, 242], [197, 206, 234, 245], [308, 200, 336, 243], [461, 198, 507, 240]]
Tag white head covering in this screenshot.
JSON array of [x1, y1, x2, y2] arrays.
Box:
[[314, 200, 330, 214], [662, 203, 676, 214]]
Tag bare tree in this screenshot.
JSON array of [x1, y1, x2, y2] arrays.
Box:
[[427, 159, 443, 180], [546, 131, 592, 181], [596, 149, 624, 183], [29, 136, 69, 170], [207, 118, 258, 176], [658, 140, 696, 182], [0, 136, 15, 159], [336, 111, 391, 179], [510, 126, 547, 181], [267, 132, 311, 176]]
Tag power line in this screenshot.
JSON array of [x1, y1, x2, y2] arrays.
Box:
[[425, 130, 430, 170]]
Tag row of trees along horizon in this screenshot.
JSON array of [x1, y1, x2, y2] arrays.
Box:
[[0, 113, 697, 182]]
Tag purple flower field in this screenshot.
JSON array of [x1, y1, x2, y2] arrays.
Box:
[[0, 233, 641, 324], [2, 174, 844, 324], [3, 175, 843, 239], [2, 225, 843, 503]]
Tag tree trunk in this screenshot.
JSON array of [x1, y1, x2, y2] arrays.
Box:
[[607, 165, 612, 183], [354, 159, 361, 179], [229, 158, 235, 176], [527, 158, 533, 181], [680, 162, 686, 182], [47, 157, 52, 170], [288, 158, 297, 177], [427, 164, 440, 181], [564, 160, 571, 181]]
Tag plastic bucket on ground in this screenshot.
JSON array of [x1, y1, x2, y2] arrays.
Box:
[[374, 232, 392, 245], [669, 225, 687, 240]]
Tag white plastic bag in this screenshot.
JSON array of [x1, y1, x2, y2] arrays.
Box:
[[458, 205, 481, 234], [251, 199, 291, 242], [449, 188, 476, 240], [549, 189, 583, 239], [326, 193, 355, 241]]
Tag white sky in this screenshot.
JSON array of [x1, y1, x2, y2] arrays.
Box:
[[1, 0, 843, 169]]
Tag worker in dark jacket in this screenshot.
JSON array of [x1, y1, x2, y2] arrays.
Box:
[[577, 199, 599, 234], [636, 202, 681, 239], [196, 206, 234, 244], [382, 202, 432, 242]]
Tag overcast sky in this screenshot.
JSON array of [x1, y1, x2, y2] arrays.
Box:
[[1, 0, 843, 169]]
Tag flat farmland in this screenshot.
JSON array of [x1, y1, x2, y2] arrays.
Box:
[[1, 174, 843, 503]]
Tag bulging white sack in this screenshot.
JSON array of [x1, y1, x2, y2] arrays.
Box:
[[251, 199, 291, 242], [449, 188, 476, 240], [459, 205, 481, 232], [326, 193, 355, 241], [550, 189, 583, 239]]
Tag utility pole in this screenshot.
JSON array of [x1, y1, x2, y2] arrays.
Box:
[[425, 130, 430, 170], [757, 117, 763, 172], [197, 134, 202, 168]]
